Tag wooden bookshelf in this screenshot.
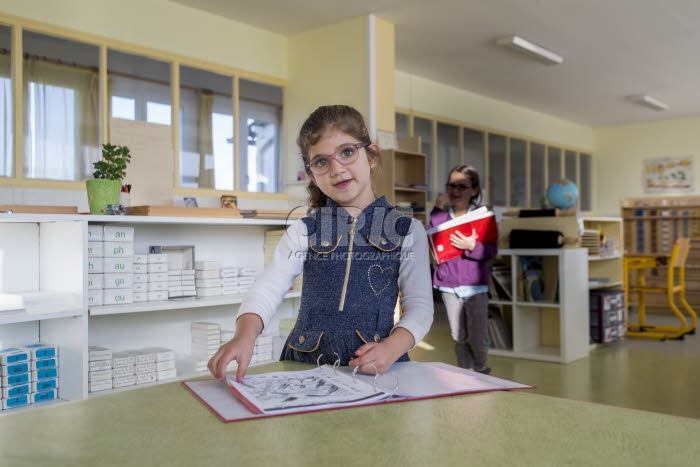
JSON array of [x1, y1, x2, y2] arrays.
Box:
[[376, 148, 428, 224], [621, 196, 700, 310]]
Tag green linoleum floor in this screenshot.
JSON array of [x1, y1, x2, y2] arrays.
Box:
[[409, 305, 700, 420]]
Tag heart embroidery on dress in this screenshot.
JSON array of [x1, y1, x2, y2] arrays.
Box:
[[368, 264, 394, 296]]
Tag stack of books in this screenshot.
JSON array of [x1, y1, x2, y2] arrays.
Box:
[[190, 322, 221, 372]]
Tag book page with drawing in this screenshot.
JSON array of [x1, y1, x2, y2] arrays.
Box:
[[226, 366, 390, 414]]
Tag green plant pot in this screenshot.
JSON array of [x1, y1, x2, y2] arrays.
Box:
[[86, 179, 122, 215]]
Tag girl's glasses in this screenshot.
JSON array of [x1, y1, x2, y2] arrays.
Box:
[[445, 183, 472, 192], [306, 142, 369, 175]]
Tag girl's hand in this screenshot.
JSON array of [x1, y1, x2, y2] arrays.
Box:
[[450, 228, 477, 251], [208, 336, 255, 383], [208, 313, 263, 383], [435, 193, 450, 211], [349, 327, 414, 375], [349, 342, 400, 375]]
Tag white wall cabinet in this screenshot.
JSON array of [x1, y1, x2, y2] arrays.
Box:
[[0, 214, 299, 414], [488, 248, 590, 363]]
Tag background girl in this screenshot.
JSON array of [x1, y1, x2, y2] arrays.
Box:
[[430, 165, 497, 374]]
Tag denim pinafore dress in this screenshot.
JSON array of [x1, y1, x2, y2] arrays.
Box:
[[280, 196, 412, 366]]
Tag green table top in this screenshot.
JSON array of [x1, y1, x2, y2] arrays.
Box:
[[1, 361, 699, 466]]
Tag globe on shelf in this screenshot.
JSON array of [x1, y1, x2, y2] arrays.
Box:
[[546, 179, 578, 210]]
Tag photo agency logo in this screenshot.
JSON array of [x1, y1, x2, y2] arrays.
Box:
[[284, 205, 417, 253]]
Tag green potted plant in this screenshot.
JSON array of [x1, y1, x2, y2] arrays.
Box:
[[86, 143, 132, 214]]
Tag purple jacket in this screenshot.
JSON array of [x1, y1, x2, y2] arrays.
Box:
[[429, 207, 498, 288]]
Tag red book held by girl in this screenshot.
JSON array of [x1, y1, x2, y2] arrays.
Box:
[[426, 206, 498, 264]]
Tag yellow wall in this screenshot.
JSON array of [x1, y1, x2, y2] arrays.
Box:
[[395, 71, 595, 151], [286, 16, 368, 196], [0, 0, 287, 79], [595, 116, 700, 215], [374, 18, 395, 133]]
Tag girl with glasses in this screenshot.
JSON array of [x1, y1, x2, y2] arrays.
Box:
[[430, 165, 497, 374], [209, 105, 434, 383]]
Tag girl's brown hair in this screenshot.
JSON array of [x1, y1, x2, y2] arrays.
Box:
[[297, 105, 380, 209], [449, 165, 483, 208]]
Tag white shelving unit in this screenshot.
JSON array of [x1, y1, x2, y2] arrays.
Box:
[[0, 213, 301, 413], [488, 248, 590, 363]]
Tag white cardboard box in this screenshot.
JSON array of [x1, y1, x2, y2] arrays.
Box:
[[148, 282, 168, 292], [157, 368, 177, 381], [103, 242, 135, 258], [148, 272, 169, 282], [112, 374, 136, 388], [88, 369, 113, 382], [87, 241, 104, 258], [88, 346, 112, 362], [112, 365, 135, 377], [88, 359, 112, 371], [136, 372, 157, 384], [88, 225, 104, 241], [133, 254, 148, 264], [104, 273, 133, 289], [133, 292, 148, 302], [87, 274, 104, 290], [103, 289, 134, 305], [133, 273, 148, 283], [148, 291, 168, 301], [103, 226, 135, 242], [104, 257, 133, 273], [112, 352, 135, 368], [89, 379, 113, 392], [148, 253, 169, 264], [88, 257, 104, 274], [194, 261, 219, 271], [147, 263, 168, 274], [194, 269, 220, 280]]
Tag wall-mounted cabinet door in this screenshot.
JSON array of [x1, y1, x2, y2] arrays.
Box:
[[413, 116, 434, 199], [510, 138, 527, 207], [437, 122, 460, 195], [530, 142, 546, 208], [580, 153, 592, 211], [463, 128, 485, 185], [547, 146, 562, 187], [395, 112, 409, 140], [488, 133, 507, 206]]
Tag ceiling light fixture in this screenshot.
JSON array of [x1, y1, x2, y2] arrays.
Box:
[[628, 94, 670, 111], [496, 35, 563, 65]]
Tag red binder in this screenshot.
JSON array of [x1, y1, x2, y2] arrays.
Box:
[[182, 362, 533, 423], [427, 207, 498, 264]]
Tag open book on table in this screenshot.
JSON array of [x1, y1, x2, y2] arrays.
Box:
[[426, 206, 499, 264], [183, 361, 533, 422]]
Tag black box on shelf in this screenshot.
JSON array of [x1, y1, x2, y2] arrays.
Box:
[[589, 289, 625, 344], [590, 325, 619, 344], [590, 289, 625, 312]]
